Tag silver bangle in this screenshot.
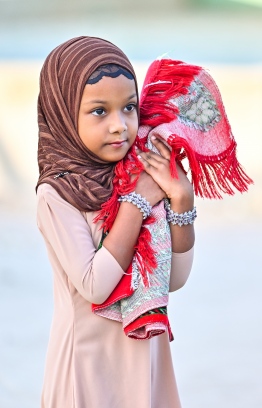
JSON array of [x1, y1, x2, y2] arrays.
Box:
[[118, 192, 152, 220], [164, 199, 197, 227]]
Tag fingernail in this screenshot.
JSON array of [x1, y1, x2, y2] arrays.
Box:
[[151, 135, 156, 140], [137, 155, 142, 160]]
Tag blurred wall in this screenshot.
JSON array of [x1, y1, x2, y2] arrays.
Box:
[[0, 1, 261, 217]]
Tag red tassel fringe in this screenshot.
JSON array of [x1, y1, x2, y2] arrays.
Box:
[[167, 136, 253, 199], [168, 134, 201, 183], [194, 142, 254, 199], [140, 59, 201, 128]]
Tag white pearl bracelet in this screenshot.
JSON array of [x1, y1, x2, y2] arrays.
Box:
[[164, 199, 197, 227], [118, 192, 152, 219]]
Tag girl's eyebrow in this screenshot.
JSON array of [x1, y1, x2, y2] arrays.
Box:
[[127, 93, 137, 100], [84, 93, 137, 105]]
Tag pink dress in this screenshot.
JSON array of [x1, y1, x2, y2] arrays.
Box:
[[37, 183, 194, 408]]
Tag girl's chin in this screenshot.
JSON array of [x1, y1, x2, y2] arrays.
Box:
[[98, 144, 132, 162]]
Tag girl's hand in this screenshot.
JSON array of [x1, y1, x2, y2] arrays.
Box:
[[136, 136, 194, 212], [134, 170, 166, 207]]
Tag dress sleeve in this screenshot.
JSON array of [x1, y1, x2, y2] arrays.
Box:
[[37, 184, 124, 304], [169, 246, 194, 292]]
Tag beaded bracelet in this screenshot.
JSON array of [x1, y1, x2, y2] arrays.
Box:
[[164, 199, 197, 227], [118, 192, 152, 220]]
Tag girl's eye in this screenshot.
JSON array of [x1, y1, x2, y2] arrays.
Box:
[[92, 108, 106, 116], [124, 103, 137, 112]]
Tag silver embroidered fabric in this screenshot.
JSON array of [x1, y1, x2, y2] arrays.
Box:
[[121, 202, 172, 328], [93, 200, 172, 331], [171, 79, 221, 132]]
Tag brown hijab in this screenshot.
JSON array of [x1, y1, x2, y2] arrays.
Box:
[[36, 36, 138, 211]]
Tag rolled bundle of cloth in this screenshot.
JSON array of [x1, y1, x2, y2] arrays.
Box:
[[137, 58, 253, 197], [93, 200, 173, 341], [92, 58, 253, 340]]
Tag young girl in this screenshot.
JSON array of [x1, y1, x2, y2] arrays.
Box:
[[36, 36, 196, 408]]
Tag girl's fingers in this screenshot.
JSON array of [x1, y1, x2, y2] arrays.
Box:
[[150, 136, 171, 160], [136, 146, 169, 167], [136, 153, 159, 169], [137, 152, 168, 170]]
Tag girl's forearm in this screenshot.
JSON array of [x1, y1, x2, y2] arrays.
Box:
[[102, 202, 143, 271], [103, 190, 195, 269], [169, 196, 195, 253], [170, 224, 195, 253]]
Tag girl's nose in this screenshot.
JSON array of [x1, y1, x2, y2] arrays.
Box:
[[109, 112, 127, 134]]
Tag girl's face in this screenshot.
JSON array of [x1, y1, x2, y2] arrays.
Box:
[[78, 74, 138, 162]]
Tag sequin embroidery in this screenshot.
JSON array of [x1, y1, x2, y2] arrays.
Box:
[[172, 79, 221, 132]]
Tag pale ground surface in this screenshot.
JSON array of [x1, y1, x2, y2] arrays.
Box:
[[0, 210, 261, 408], [0, 38, 262, 408]]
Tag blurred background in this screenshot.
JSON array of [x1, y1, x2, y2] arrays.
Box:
[[0, 0, 261, 407]]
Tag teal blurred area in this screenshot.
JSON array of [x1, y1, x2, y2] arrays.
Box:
[[0, 0, 262, 62], [0, 2, 262, 408]]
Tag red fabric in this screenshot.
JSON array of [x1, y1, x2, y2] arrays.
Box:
[[124, 314, 174, 341], [92, 264, 133, 312], [92, 58, 253, 341]]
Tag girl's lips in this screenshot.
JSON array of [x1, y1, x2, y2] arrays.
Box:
[[109, 140, 127, 148]]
